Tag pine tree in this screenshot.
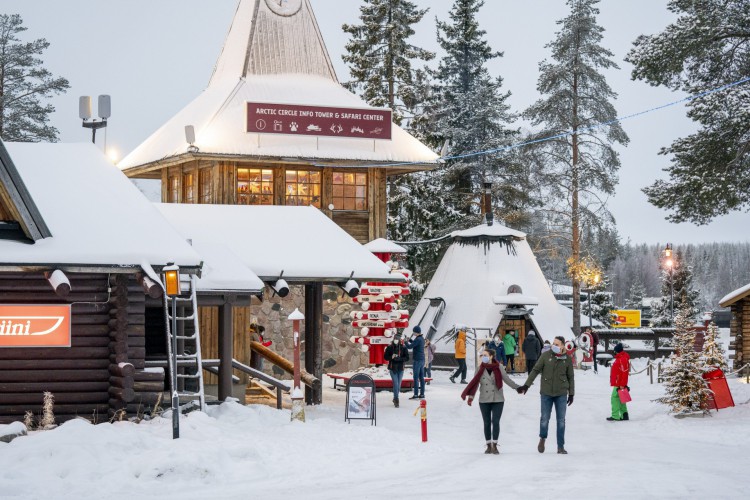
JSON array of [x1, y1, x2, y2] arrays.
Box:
[[626, 0, 750, 224], [0, 14, 69, 142], [624, 279, 646, 311], [701, 322, 728, 373], [656, 306, 710, 416], [584, 275, 614, 328], [651, 248, 700, 327], [524, 0, 629, 335], [342, 0, 435, 125]]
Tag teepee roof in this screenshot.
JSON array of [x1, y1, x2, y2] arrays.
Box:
[[119, 0, 438, 174], [409, 222, 570, 354]]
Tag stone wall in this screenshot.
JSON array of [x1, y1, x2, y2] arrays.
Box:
[[249, 285, 368, 380]]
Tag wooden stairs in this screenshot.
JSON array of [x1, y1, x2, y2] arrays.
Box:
[[245, 379, 292, 409]]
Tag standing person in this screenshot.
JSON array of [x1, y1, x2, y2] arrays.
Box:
[[461, 348, 520, 454], [517, 336, 575, 455], [608, 343, 630, 421], [542, 340, 551, 353], [424, 339, 437, 384], [487, 334, 507, 368], [522, 331, 542, 374], [449, 329, 468, 384], [406, 326, 426, 400], [503, 330, 517, 373], [384, 333, 409, 408], [589, 328, 601, 374]]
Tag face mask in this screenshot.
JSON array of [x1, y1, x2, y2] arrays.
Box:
[[494, 337, 500, 342], [481, 355, 490, 364], [392, 339, 399, 345], [551, 344, 561, 354]]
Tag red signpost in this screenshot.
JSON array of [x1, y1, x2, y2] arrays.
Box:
[[247, 102, 392, 140]]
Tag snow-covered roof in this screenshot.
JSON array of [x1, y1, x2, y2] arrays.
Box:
[[719, 283, 750, 308], [0, 143, 201, 271], [409, 222, 569, 352], [155, 204, 404, 283], [493, 294, 540, 306], [364, 238, 406, 254], [118, 0, 438, 172], [450, 222, 526, 240], [189, 240, 264, 294]]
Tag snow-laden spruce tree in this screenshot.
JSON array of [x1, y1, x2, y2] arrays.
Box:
[[651, 248, 699, 327], [524, 0, 629, 335], [342, 0, 434, 125], [701, 322, 728, 373], [0, 14, 69, 142], [656, 306, 710, 416], [626, 0, 750, 225], [584, 275, 614, 328], [624, 279, 646, 311]]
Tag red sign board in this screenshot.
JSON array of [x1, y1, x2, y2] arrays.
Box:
[[0, 304, 71, 348], [246, 102, 392, 140]]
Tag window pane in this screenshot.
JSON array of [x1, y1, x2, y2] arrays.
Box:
[[262, 170, 273, 182], [333, 185, 344, 197], [344, 198, 356, 210], [298, 170, 309, 183], [355, 198, 366, 211], [333, 172, 344, 184], [344, 186, 356, 198], [344, 173, 355, 185], [238, 169, 249, 181], [310, 171, 321, 183], [356, 173, 367, 185], [286, 170, 297, 182], [355, 186, 366, 198]]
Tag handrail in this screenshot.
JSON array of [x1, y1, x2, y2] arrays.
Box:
[[230, 359, 292, 392]]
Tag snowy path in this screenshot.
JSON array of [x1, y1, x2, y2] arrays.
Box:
[[1, 363, 749, 499]]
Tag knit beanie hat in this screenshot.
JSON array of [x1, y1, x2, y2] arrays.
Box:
[[413, 326, 422, 335], [614, 343, 624, 353]]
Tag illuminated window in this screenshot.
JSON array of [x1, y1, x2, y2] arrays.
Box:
[[199, 169, 212, 204], [285, 170, 322, 208], [183, 172, 195, 203], [332, 172, 367, 211], [168, 176, 179, 203], [237, 168, 274, 205]]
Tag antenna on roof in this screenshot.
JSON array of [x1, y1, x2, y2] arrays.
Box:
[[185, 125, 199, 153], [79, 94, 110, 145]]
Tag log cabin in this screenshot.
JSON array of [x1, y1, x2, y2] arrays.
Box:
[[0, 141, 201, 424], [719, 284, 750, 371]]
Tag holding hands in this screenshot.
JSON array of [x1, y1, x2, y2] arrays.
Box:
[[516, 385, 528, 395]]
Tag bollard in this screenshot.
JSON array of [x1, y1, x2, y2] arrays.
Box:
[[649, 363, 653, 385], [413, 399, 427, 442]]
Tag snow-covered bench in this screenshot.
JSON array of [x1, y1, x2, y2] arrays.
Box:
[[596, 353, 613, 367]]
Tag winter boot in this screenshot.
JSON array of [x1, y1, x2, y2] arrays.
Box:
[[557, 448, 568, 455], [606, 417, 621, 421], [409, 395, 420, 400], [460, 380, 468, 384], [491, 442, 499, 455], [537, 438, 545, 453], [394, 399, 399, 408], [484, 443, 493, 454], [449, 375, 456, 384], [623, 412, 629, 420]]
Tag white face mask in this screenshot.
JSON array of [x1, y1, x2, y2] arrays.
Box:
[[494, 337, 500, 342], [551, 344, 562, 354], [392, 339, 399, 345], [481, 355, 490, 364]]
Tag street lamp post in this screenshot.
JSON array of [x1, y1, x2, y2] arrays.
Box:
[[163, 264, 181, 439], [665, 243, 674, 324]]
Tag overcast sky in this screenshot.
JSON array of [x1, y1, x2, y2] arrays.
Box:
[[3, 0, 748, 245]]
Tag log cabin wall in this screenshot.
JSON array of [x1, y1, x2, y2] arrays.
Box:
[[0, 272, 161, 424], [729, 299, 748, 369], [157, 161, 388, 243]]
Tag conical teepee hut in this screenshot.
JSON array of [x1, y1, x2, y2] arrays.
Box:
[[409, 222, 571, 370]]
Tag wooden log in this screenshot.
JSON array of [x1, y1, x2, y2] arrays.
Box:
[[0, 382, 109, 393], [0, 393, 109, 405], [71, 324, 111, 337], [111, 341, 128, 355], [44, 270, 71, 297], [70, 337, 110, 348], [109, 376, 134, 389], [127, 337, 146, 348], [0, 404, 110, 419], [0, 369, 109, 382], [128, 347, 146, 359], [109, 353, 129, 365], [72, 302, 110, 314], [71, 314, 111, 326], [249, 341, 320, 389], [0, 347, 110, 360], [133, 381, 164, 392], [108, 387, 135, 402], [0, 280, 107, 293], [1, 292, 110, 303], [133, 369, 164, 382], [109, 363, 135, 377], [0, 359, 109, 370], [130, 392, 163, 405]]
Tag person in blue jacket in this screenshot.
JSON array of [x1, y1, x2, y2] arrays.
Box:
[[406, 326, 426, 400], [487, 334, 507, 367]]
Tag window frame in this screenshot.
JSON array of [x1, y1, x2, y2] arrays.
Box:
[[331, 171, 368, 212], [284, 169, 322, 208], [237, 167, 274, 206]]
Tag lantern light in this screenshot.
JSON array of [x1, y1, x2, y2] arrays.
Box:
[[665, 242, 673, 258], [163, 264, 181, 297]]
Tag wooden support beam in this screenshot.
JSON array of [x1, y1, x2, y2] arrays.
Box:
[[304, 282, 323, 405], [136, 272, 162, 299], [44, 269, 71, 297], [218, 300, 234, 401], [248, 342, 320, 389]]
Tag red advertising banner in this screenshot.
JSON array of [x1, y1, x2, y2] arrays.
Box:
[[0, 304, 72, 348], [246, 102, 392, 140]]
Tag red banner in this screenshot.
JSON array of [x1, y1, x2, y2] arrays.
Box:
[[246, 102, 392, 140], [0, 305, 71, 348]]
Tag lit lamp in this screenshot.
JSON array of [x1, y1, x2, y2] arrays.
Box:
[[664, 243, 674, 324], [162, 263, 181, 439]]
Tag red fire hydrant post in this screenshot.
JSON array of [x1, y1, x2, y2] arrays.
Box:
[[413, 399, 427, 442]]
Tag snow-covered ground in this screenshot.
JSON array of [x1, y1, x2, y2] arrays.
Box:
[[1, 359, 748, 500]]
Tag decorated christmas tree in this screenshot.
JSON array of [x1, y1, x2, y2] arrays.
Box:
[[701, 321, 728, 373], [656, 306, 710, 416]]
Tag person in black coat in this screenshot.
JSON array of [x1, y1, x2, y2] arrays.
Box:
[[384, 333, 409, 407], [522, 331, 542, 374]]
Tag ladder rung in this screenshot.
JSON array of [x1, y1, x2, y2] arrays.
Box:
[[175, 335, 197, 340], [177, 374, 201, 379], [177, 392, 202, 398], [167, 314, 196, 321], [176, 354, 198, 360]]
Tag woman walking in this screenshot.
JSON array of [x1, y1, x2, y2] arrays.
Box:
[[449, 330, 467, 384], [384, 333, 409, 407], [461, 348, 520, 454], [503, 330, 517, 373]]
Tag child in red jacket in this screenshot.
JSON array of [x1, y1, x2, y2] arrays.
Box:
[[608, 343, 630, 421]]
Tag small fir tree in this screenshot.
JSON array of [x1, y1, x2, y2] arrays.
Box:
[[624, 279, 646, 311], [584, 275, 614, 328], [656, 306, 711, 416], [701, 322, 728, 373]]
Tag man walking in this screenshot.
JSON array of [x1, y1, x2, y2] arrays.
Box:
[[517, 336, 575, 454], [406, 326, 426, 400], [522, 331, 542, 374]]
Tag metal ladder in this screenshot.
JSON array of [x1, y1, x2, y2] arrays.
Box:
[[163, 275, 205, 412]]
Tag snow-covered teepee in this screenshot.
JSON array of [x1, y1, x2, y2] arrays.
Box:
[[409, 220, 570, 366]]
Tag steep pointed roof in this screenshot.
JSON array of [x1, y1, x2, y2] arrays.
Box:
[[209, 0, 337, 85], [119, 0, 438, 174]]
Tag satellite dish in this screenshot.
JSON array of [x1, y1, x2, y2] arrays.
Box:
[[98, 95, 111, 119], [185, 125, 196, 145], [79, 96, 92, 120]]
